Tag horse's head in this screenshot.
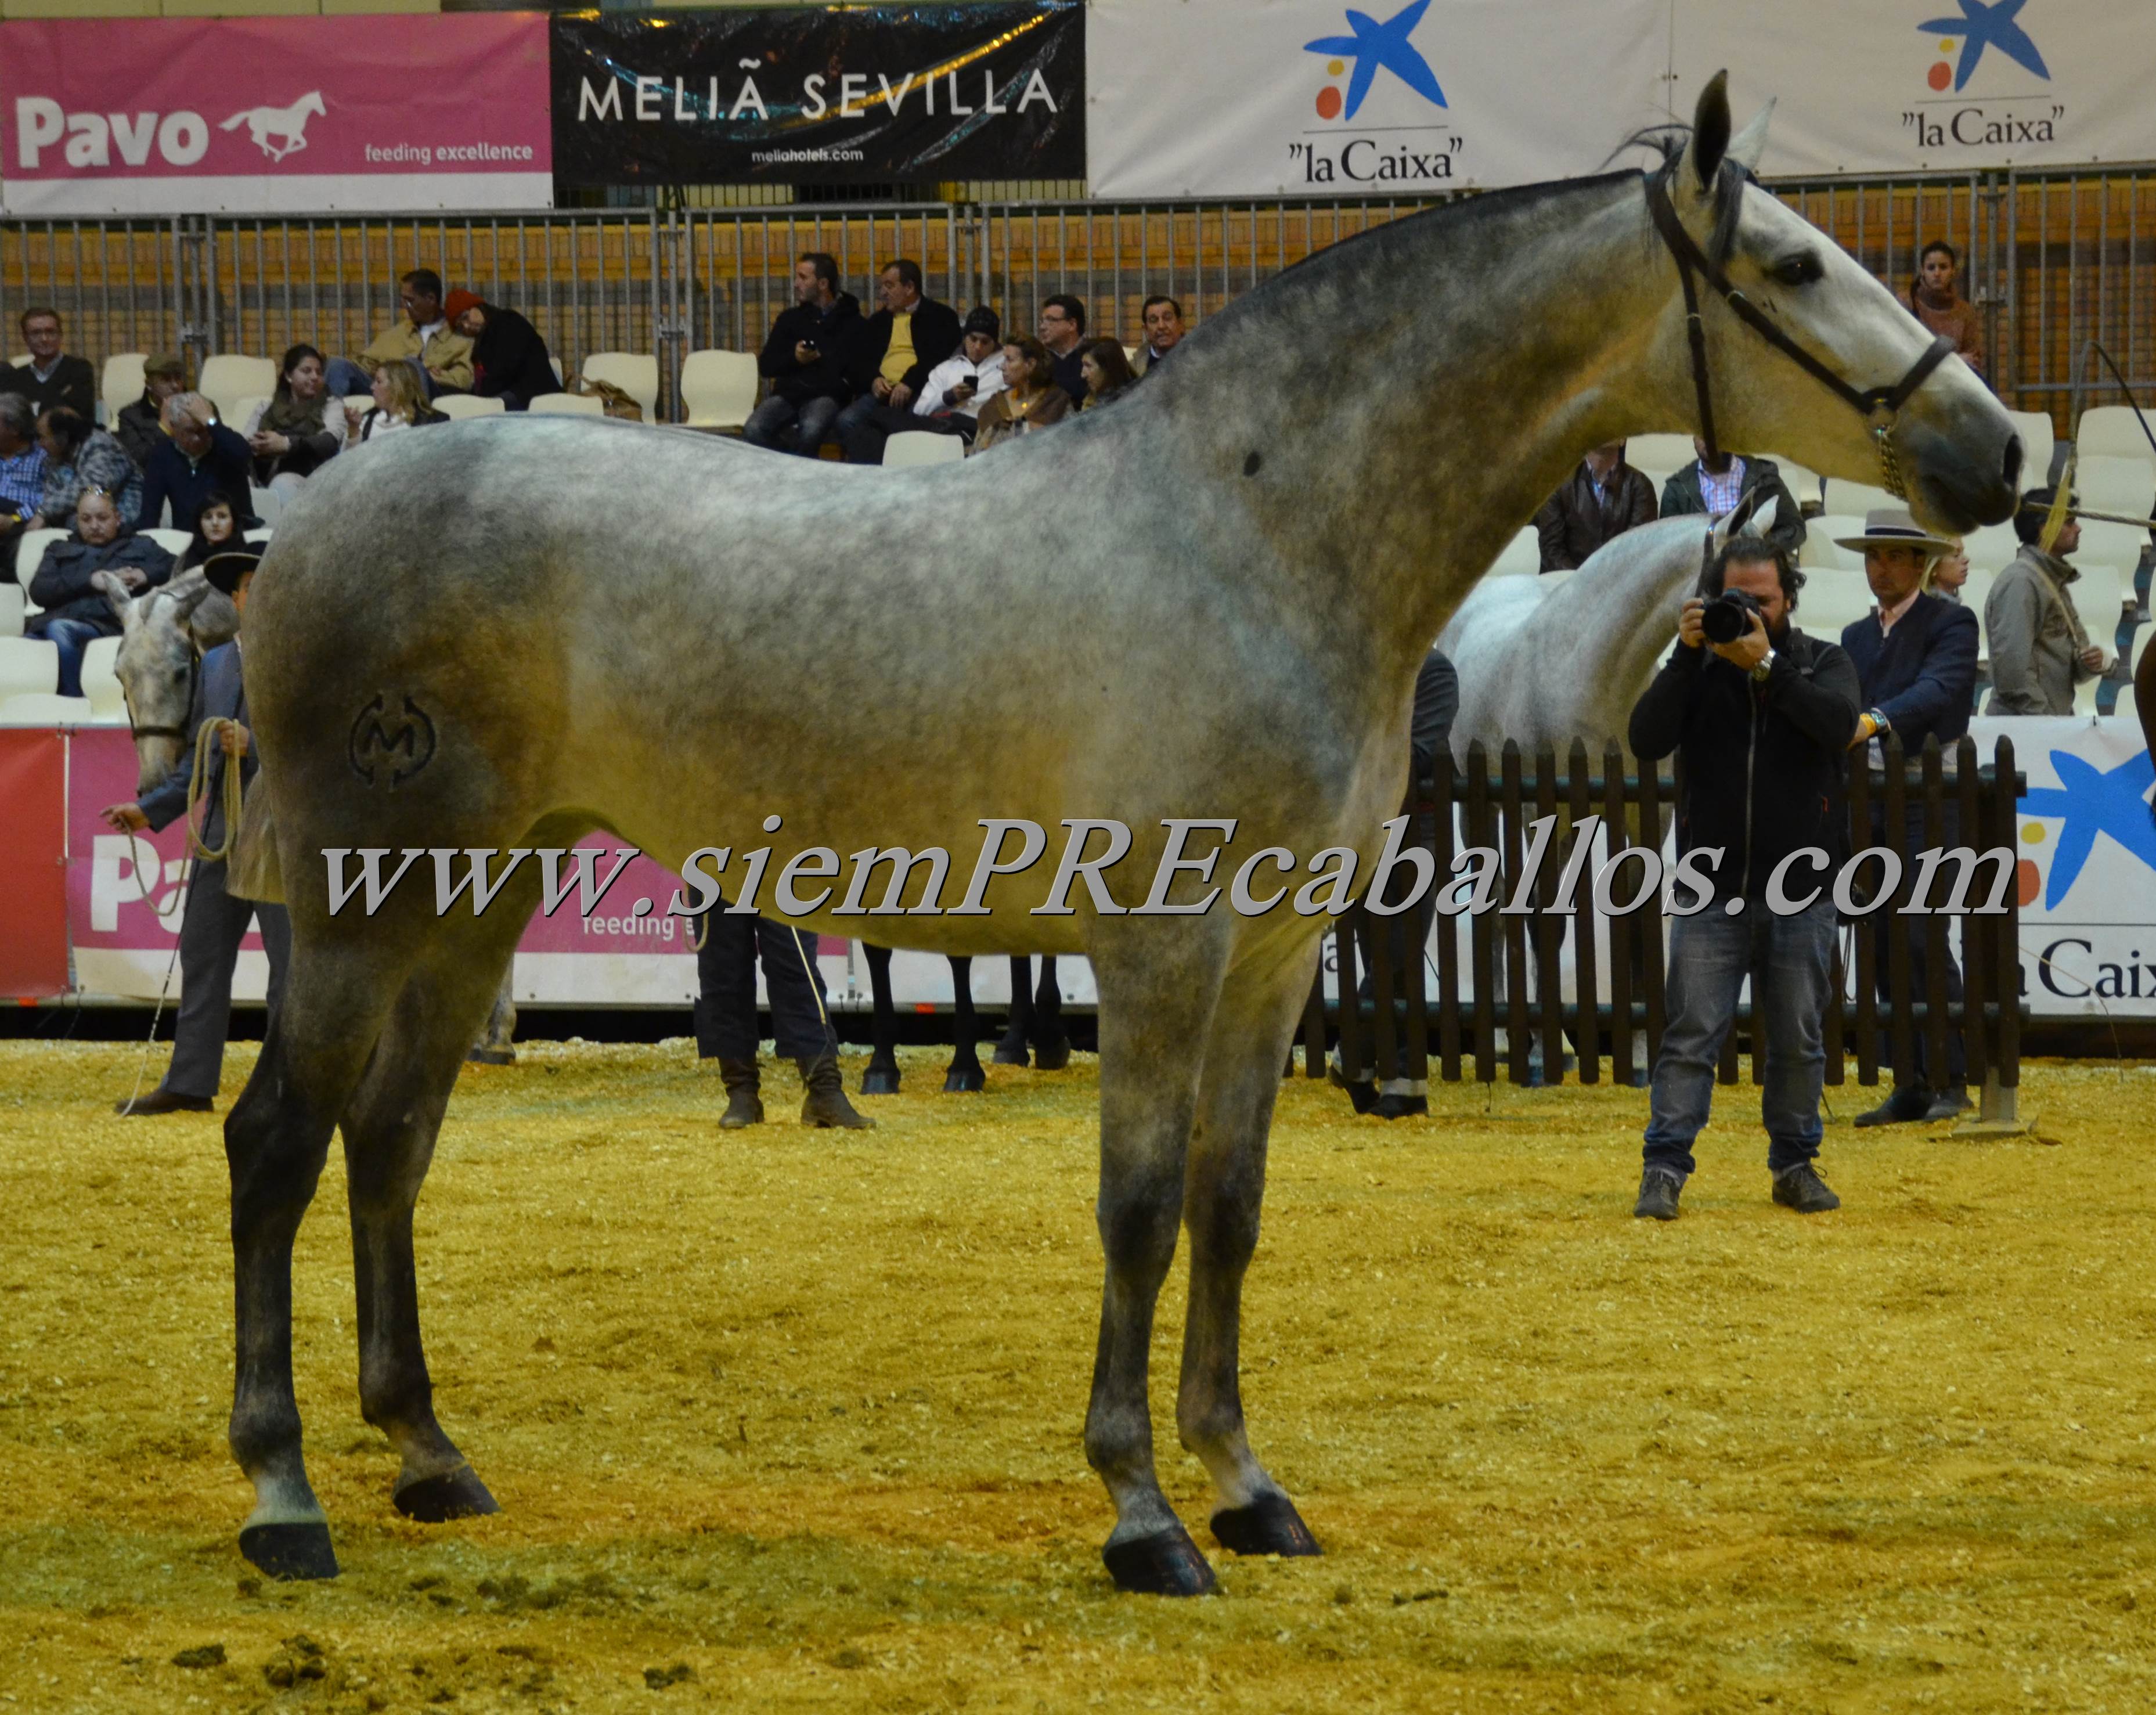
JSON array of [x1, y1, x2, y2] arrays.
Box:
[[1651, 75, 2020, 535], [106, 574, 211, 794]]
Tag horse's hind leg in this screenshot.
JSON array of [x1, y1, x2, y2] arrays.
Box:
[[944, 956, 985, 1091], [860, 944, 901, 1095], [1178, 933, 1325, 1560], [994, 956, 1032, 1065], [342, 906, 532, 1522], [1032, 956, 1071, 1070], [225, 942, 411, 1580]]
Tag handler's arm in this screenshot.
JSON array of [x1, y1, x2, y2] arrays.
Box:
[[1873, 606, 1977, 737], [1763, 642, 1861, 751]]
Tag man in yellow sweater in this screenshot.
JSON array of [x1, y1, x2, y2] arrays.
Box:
[[324, 268, 474, 401], [835, 259, 962, 464]]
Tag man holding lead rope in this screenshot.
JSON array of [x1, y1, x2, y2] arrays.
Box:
[[102, 547, 291, 1115]]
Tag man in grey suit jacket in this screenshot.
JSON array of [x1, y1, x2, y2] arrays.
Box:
[[102, 547, 291, 1114]]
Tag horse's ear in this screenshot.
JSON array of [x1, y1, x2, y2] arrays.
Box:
[[168, 578, 213, 623], [1742, 493, 1782, 540], [1726, 99, 1774, 175], [1682, 71, 1732, 195], [94, 570, 136, 627]]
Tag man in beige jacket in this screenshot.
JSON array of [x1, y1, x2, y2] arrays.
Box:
[[1984, 487, 2108, 715], [324, 267, 473, 400]]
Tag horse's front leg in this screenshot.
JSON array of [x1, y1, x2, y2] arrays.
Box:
[[1084, 923, 1229, 1595], [1178, 931, 1325, 1558]]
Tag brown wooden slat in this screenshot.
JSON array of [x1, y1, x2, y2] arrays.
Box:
[[1466, 743, 1497, 1085], [1603, 743, 1634, 1087], [1434, 758, 1462, 1083], [1499, 742, 1531, 1086], [1881, 735, 1917, 1090], [1568, 740, 1601, 1085], [1956, 737, 1991, 1092], [1533, 744, 1564, 1083], [1921, 737, 1953, 1093], [1849, 750, 1879, 1086]]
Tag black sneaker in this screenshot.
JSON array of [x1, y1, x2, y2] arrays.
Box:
[[1852, 1086, 1933, 1127], [1923, 1087, 1972, 1122], [1772, 1163, 1841, 1213], [1633, 1168, 1683, 1221]]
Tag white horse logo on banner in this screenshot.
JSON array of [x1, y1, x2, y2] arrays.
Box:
[[219, 91, 327, 164]]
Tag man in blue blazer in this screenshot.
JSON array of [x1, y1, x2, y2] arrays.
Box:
[[1835, 511, 1980, 1126], [102, 547, 290, 1114]]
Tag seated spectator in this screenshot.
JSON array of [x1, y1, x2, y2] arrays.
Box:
[[1534, 441, 1656, 571], [908, 308, 1007, 443], [1077, 340, 1137, 410], [25, 488, 174, 696], [136, 393, 251, 535], [347, 361, 448, 445], [969, 337, 1072, 453], [248, 344, 340, 501], [2, 306, 96, 422], [37, 406, 141, 525], [323, 268, 473, 399], [744, 252, 861, 456], [117, 353, 186, 471], [1659, 438, 1806, 557], [1927, 542, 1970, 603], [446, 290, 558, 412], [0, 392, 51, 549], [1908, 240, 1984, 378], [1984, 487, 2106, 715], [180, 489, 259, 572], [1039, 294, 1089, 406], [1133, 295, 1185, 376], [836, 260, 962, 464]]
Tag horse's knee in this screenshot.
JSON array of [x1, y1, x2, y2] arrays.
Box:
[[1185, 1180, 1263, 1274], [1096, 1170, 1184, 1282]]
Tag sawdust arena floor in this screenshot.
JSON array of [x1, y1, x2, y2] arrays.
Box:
[[2, 1039, 2153, 1712]]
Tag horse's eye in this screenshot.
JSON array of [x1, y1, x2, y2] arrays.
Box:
[[1769, 253, 1823, 287]]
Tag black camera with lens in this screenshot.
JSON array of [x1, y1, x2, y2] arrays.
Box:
[[1700, 586, 1763, 645]]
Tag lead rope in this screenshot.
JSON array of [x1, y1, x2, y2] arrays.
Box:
[[118, 716, 241, 1114]]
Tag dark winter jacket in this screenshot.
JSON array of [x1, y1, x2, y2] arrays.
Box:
[[115, 394, 166, 471], [1, 353, 96, 423], [26, 529, 175, 628], [759, 293, 863, 405], [1659, 456, 1808, 560], [843, 296, 963, 399], [137, 423, 253, 534], [468, 306, 560, 409], [1533, 459, 1658, 571], [1628, 626, 1862, 905], [1840, 592, 1978, 749]]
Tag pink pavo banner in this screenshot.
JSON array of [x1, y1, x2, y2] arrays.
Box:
[[0, 15, 550, 215]]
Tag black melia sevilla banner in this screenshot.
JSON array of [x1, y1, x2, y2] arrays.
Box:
[[550, 2, 1084, 185]]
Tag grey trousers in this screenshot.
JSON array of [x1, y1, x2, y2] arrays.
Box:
[[158, 859, 291, 1100]]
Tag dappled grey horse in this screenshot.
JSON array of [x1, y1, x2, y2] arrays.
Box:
[[217, 81, 2019, 1594]]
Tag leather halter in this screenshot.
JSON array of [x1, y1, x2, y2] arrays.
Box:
[[1647, 164, 1956, 501]]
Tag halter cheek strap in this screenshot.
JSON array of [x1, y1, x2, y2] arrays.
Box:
[[1647, 167, 1957, 500]]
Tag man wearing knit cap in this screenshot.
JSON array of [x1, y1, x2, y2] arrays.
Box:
[[448, 290, 558, 412]]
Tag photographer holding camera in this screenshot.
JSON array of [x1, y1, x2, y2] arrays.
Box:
[[1626, 534, 1862, 1221]]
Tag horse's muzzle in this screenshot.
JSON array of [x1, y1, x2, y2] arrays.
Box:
[[1897, 412, 2023, 536]]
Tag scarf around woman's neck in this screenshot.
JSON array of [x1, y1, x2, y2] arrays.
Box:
[[261, 390, 327, 436]]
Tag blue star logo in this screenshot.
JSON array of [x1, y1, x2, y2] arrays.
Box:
[[1304, 0, 1447, 121], [1918, 0, 2052, 91], [2020, 747, 2155, 908]]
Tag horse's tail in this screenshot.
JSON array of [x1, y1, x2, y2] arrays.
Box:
[[218, 110, 250, 131], [226, 783, 284, 903]]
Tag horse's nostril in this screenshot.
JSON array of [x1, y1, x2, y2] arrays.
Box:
[[2001, 434, 2024, 493]]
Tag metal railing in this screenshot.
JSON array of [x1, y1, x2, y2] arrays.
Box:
[[4, 164, 2153, 433]]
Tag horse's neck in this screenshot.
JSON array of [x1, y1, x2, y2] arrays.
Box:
[[1179, 173, 1679, 687], [1582, 527, 1708, 696]]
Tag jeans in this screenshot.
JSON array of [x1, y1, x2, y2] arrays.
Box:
[[34, 615, 107, 697], [160, 859, 291, 1100], [1642, 895, 1837, 1179], [834, 393, 902, 463], [744, 394, 841, 456]]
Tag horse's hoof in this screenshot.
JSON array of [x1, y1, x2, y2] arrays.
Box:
[[992, 1039, 1029, 1067], [942, 1064, 985, 1093], [1032, 1037, 1072, 1072], [393, 1467, 500, 1523], [466, 1046, 515, 1067], [1102, 1525, 1218, 1596], [1210, 1493, 1322, 1558], [239, 1522, 340, 1581], [859, 1065, 902, 1096]]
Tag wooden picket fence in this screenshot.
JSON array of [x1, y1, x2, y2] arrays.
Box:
[[1306, 733, 2027, 1099]]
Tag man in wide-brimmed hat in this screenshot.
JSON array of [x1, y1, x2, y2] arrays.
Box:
[[102, 546, 291, 1116], [1834, 508, 1980, 1126]]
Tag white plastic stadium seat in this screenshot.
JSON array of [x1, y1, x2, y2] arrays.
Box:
[[1760, 452, 1822, 512], [78, 636, 127, 723], [1821, 478, 1897, 517], [550, 356, 565, 385], [196, 355, 277, 424], [102, 353, 147, 420], [2071, 454, 2156, 523], [15, 525, 67, 595], [0, 583, 22, 636], [244, 528, 273, 544], [2115, 682, 2137, 725], [2074, 405, 2156, 470], [143, 528, 193, 560], [2132, 621, 2154, 676], [1962, 522, 2018, 573], [2073, 522, 2147, 585], [1624, 434, 1695, 485], [2065, 562, 2125, 648], [249, 483, 281, 523], [882, 431, 964, 468], [1961, 567, 1994, 652], [0, 691, 93, 726], [582, 352, 660, 419], [1796, 567, 1873, 637], [1802, 516, 1867, 571], [0, 636, 59, 697], [527, 392, 605, 417], [1487, 526, 1540, 578], [678, 350, 759, 432], [435, 393, 505, 420], [228, 394, 271, 437], [2006, 410, 2054, 489]]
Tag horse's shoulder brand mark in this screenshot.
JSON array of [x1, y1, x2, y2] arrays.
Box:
[[348, 692, 437, 790]]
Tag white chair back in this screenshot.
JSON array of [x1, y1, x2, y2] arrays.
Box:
[[80, 635, 127, 722], [435, 393, 505, 420], [1758, 452, 1822, 512], [143, 528, 193, 560], [1804, 516, 1868, 571], [0, 691, 93, 725], [0, 582, 22, 636], [2006, 409, 2055, 490], [102, 353, 148, 420], [1820, 477, 1897, 518], [527, 392, 607, 416], [882, 430, 965, 467], [0, 637, 63, 698], [15, 526, 68, 600], [2074, 405, 2156, 467], [1486, 526, 1541, 578], [197, 355, 277, 424], [2065, 562, 2126, 647], [582, 352, 661, 419], [2072, 521, 2147, 584], [2071, 454, 2156, 522], [678, 350, 759, 431]]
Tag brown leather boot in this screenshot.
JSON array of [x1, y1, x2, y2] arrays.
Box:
[[717, 1058, 763, 1129], [798, 1053, 874, 1129]]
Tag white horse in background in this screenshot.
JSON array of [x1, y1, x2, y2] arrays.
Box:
[[1442, 500, 1784, 766], [220, 92, 325, 164]]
